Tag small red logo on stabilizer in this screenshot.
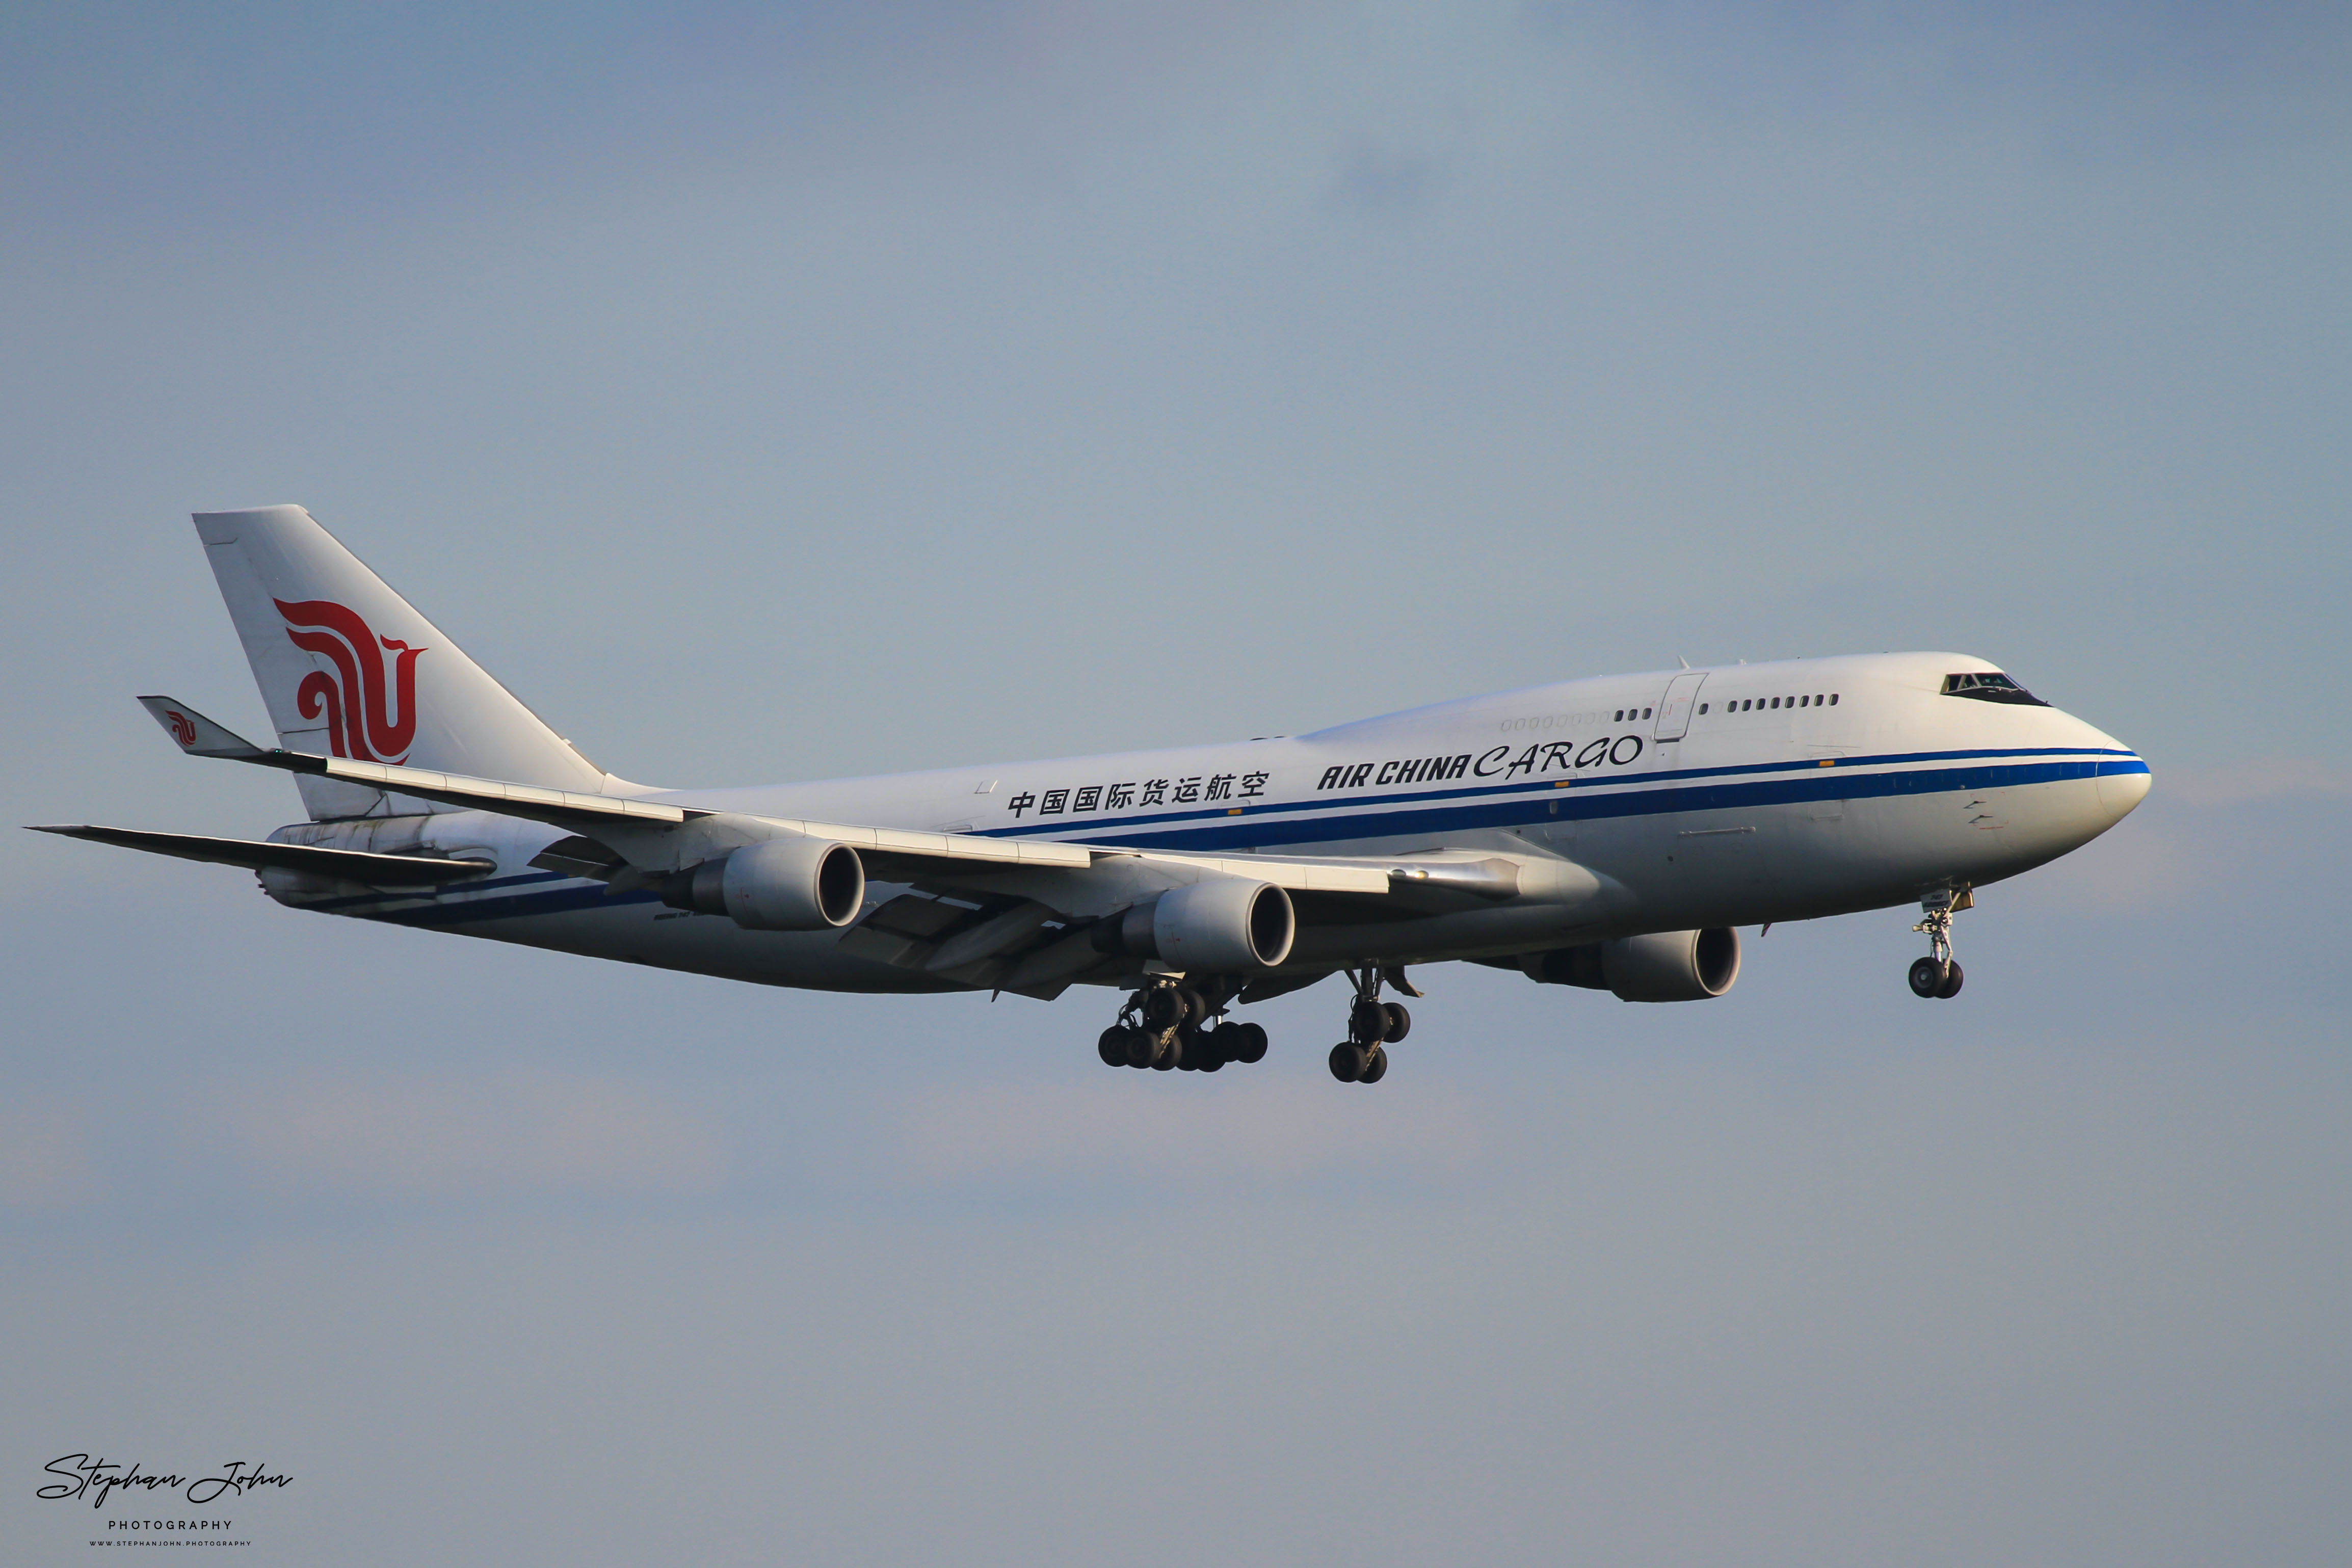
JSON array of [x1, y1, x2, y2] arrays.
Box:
[[165, 710, 197, 748], [274, 599, 428, 764]]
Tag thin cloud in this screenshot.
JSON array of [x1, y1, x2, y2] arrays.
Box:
[[895, 1075, 1489, 1187], [0, 1105, 94, 1210], [230, 1068, 727, 1199], [1329, 139, 1444, 221], [2158, 756, 2352, 807]]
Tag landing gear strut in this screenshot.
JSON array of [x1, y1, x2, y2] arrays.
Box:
[[1908, 887, 1970, 1000], [1098, 980, 1269, 1073], [1329, 966, 1414, 1084]]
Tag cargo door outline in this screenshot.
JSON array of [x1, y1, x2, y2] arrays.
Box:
[[1654, 671, 1708, 742]]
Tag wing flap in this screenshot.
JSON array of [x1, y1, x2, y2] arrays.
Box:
[[767, 819, 1092, 871], [1124, 852, 1392, 894]]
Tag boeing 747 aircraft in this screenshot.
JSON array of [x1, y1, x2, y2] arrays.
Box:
[[39, 507, 2151, 1083]]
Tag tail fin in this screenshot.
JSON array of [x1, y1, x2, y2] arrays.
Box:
[[194, 506, 609, 820]]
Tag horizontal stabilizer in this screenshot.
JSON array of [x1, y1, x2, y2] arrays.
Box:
[[137, 696, 266, 759], [28, 825, 494, 885]]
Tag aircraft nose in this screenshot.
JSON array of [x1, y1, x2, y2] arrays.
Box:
[[2095, 754, 2152, 820]]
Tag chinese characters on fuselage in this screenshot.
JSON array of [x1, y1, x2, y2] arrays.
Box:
[[1007, 770, 1271, 818]]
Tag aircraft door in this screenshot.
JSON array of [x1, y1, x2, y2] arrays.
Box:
[[1654, 672, 1707, 742]]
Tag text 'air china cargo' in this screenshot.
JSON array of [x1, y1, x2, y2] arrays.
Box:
[[40, 507, 2152, 1084]]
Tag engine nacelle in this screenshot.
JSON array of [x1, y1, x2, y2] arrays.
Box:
[[1521, 927, 1740, 1002], [662, 838, 866, 931], [1098, 880, 1296, 971]]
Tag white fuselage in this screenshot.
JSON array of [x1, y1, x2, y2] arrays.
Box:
[[268, 651, 2150, 994]]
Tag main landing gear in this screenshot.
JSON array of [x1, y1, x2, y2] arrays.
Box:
[[1328, 966, 1415, 1085], [1907, 886, 1972, 1000], [1097, 980, 1269, 1073]]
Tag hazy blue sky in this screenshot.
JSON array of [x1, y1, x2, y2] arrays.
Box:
[[5, 5, 2347, 1563]]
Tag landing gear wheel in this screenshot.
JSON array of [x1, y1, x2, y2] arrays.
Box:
[[1154, 1032, 1183, 1070], [1098, 1027, 1128, 1067], [1124, 1027, 1156, 1069], [1141, 988, 1186, 1033], [1230, 1022, 1269, 1065], [1908, 888, 1970, 1000], [1196, 1040, 1227, 1073], [1908, 956, 1948, 998], [1334, 966, 1418, 1081]]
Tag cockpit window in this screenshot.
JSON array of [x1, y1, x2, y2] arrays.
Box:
[[1942, 671, 2049, 706]]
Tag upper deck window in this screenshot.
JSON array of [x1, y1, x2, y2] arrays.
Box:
[[1942, 671, 2049, 706]]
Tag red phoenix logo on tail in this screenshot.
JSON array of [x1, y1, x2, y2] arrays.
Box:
[[275, 599, 427, 763], [165, 709, 197, 748]]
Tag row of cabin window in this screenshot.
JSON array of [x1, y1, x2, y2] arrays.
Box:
[[1608, 693, 1845, 723], [1694, 693, 1839, 716]]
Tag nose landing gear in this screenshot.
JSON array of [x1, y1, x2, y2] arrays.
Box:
[[1907, 887, 1971, 1000], [1329, 966, 1414, 1083], [1908, 956, 1963, 999]]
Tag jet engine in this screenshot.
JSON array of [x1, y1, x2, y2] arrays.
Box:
[[1521, 927, 1740, 1002], [660, 838, 866, 931], [1095, 880, 1296, 971]]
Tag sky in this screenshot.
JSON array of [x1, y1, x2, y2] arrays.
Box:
[[3, 3, 2348, 1563]]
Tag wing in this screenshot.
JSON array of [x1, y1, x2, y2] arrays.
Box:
[[114, 696, 1544, 997], [27, 824, 493, 886], [131, 694, 1091, 869], [125, 695, 1419, 897]]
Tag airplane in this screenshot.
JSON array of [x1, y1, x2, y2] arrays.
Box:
[[35, 506, 2152, 1084]]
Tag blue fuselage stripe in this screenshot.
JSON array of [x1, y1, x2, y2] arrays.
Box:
[[1047, 755, 2133, 854], [968, 743, 2139, 841], [319, 750, 2144, 927]]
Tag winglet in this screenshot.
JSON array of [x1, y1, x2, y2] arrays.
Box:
[[136, 696, 268, 759]]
